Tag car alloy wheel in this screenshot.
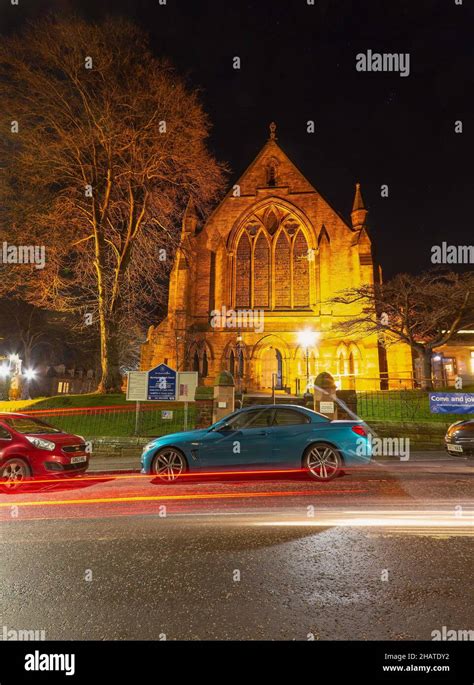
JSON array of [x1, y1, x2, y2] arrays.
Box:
[[1, 459, 30, 488], [152, 448, 186, 482], [304, 443, 341, 482]]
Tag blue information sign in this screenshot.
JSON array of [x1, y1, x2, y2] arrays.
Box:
[[147, 364, 177, 401], [429, 393, 474, 414]]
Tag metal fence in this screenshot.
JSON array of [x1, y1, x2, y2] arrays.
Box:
[[356, 390, 461, 423], [21, 402, 197, 439]]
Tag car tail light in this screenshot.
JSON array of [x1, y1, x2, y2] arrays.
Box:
[[351, 424, 367, 437]]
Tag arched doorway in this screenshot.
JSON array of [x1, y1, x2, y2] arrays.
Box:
[[261, 348, 283, 389]]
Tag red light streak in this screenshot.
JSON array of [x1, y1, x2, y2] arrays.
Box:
[[0, 487, 367, 509]]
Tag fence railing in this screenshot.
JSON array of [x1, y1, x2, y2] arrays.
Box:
[[21, 403, 197, 439], [355, 390, 461, 423]]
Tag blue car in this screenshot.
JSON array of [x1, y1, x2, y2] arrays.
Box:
[[141, 404, 372, 483]]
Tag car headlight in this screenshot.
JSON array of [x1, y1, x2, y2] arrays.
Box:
[[26, 436, 56, 451], [143, 441, 157, 452]]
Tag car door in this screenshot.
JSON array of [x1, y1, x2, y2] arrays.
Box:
[[196, 408, 275, 469], [0, 423, 13, 461], [270, 408, 314, 467]]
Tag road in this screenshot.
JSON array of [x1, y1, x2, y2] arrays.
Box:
[[0, 459, 472, 640]]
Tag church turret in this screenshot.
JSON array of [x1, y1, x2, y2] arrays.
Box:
[[182, 197, 199, 236], [351, 182, 368, 230]]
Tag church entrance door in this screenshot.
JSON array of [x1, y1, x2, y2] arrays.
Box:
[[261, 348, 283, 390]]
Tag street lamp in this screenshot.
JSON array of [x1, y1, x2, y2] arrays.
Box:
[[236, 332, 243, 394], [297, 329, 319, 390], [23, 368, 36, 381]]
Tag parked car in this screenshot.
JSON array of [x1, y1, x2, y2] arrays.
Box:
[[0, 413, 89, 486], [444, 419, 474, 457], [141, 404, 372, 483]]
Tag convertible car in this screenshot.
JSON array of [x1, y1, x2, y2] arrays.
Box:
[[141, 404, 371, 482]]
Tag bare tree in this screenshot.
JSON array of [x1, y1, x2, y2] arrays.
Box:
[[329, 271, 474, 389], [0, 16, 226, 392]]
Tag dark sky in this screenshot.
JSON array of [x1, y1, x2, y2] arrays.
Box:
[[1, 0, 473, 278]]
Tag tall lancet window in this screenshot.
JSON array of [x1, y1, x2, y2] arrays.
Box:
[[235, 232, 251, 307], [293, 229, 310, 308], [233, 205, 312, 311], [274, 230, 291, 309], [253, 232, 270, 308]]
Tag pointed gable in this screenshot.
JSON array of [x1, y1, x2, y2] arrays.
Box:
[[234, 138, 317, 196]]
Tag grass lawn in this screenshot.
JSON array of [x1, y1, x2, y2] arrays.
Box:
[[0, 393, 129, 413], [0, 393, 196, 438]]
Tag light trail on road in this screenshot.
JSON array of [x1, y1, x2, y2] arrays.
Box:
[[0, 487, 367, 510]]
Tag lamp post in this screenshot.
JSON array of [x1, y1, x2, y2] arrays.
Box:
[[297, 329, 319, 391], [236, 331, 243, 395]]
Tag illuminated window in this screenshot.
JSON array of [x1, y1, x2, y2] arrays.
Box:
[[253, 232, 270, 308], [234, 208, 311, 310], [235, 233, 251, 307], [274, 231, 291, 308]]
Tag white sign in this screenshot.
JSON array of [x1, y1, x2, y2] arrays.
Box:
[[161, 410, 173, 420], [319, 401, 335, 414], [126, 369, 199, 402], [177, 371, 198, 402], [126, 371, 148, 401]]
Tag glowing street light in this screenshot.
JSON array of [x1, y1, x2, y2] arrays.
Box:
[[0, 364, 9, 378], [297, 329, 320, 388], [23, 368, 36, 381]]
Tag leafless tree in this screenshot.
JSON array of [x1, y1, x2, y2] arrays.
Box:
[[0, 16, 226, 392], [329, 270, 474, 389]]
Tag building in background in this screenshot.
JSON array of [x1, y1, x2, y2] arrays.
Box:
[[141, 124, 412, 392]]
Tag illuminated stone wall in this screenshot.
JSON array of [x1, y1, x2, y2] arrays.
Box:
[[141, 129, 413, 392]]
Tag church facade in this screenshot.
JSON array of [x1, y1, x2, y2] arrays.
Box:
[[141, 125, 412, 393]]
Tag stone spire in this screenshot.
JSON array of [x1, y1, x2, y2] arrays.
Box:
[[351, 182, 368, 229], [182, 197, 198, 235]]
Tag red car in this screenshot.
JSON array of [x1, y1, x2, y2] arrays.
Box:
[[0, 413, 89, 485]]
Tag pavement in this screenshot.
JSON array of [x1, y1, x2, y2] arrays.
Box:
[[0, 458, 472, 640]]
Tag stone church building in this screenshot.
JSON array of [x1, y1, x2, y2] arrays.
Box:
[[141, 124, 412, 393]]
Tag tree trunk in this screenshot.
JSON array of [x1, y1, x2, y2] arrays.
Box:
[[97, 317, 123, 393], [417, 348, 433, 390]]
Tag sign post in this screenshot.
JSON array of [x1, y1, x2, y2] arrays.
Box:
[[126, 367, 198, 433], [147, 363, 177, 401]]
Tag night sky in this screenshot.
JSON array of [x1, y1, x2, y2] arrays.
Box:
[[1, 0, 473, 278]]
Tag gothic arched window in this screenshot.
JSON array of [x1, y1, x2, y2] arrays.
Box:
[[202, 350, 208, 378], [253, 232, 270, 308], [349, 352, 355, 375], [293, 230, 310, 308], [235, 233, 251, 308], [237, 348, 244, 378], [233, 206, 312, 311], [274, 231, 291, 309], [338, 353, 345, 376]]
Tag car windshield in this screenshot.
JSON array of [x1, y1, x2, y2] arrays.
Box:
[[3, 417, 63, 435], [210, 412, 240, 431], [211, 408, 274, 430]]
